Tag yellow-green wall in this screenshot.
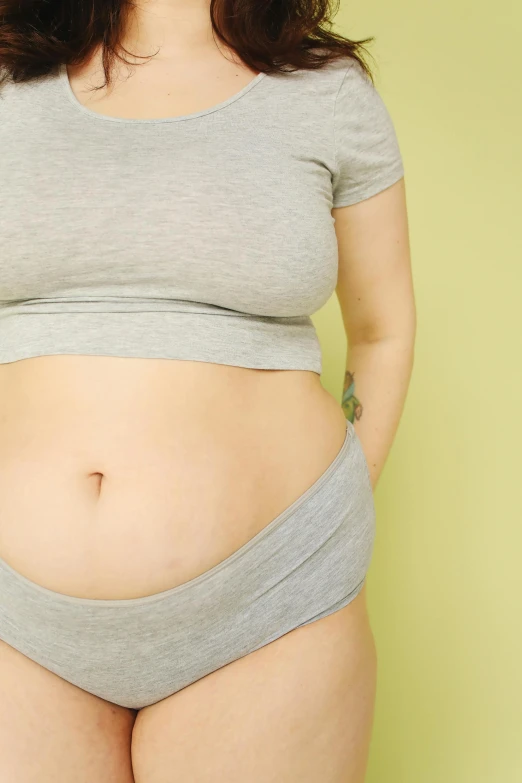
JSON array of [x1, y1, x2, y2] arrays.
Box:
[[313, 1, 522, 780]]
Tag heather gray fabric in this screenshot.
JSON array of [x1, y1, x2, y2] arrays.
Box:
[[0, 57, 404, 371], [0, 419, 375, 709]]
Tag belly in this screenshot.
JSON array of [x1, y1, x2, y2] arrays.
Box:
[[0, 355, 348, 599]]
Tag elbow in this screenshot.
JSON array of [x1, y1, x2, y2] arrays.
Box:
[[348, 318, 417, 350]]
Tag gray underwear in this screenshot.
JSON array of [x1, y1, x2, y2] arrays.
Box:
[[0, 419, 375, 709]]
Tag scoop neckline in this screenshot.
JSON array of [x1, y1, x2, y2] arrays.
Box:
[[58, 62, 268, 124]]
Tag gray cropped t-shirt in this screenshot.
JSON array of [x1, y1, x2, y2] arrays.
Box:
[[0, 57, 404, 373]]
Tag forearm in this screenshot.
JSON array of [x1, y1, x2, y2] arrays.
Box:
[[341, 337, 415, 489]]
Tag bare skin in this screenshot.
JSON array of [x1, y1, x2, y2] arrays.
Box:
[[0, 1, 404, 780], [0, 639, 137, 783]]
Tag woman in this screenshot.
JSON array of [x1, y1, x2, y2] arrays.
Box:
[[0, 0, 415, 780]]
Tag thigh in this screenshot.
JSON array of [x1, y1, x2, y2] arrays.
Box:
[[0, 640, 136, 783], [132, 585, 377, 783]]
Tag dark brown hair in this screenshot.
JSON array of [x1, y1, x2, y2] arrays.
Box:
[[0, 0, 376, 90]]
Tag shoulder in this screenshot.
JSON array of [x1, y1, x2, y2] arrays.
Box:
[[0, 66, 60, 123], [263, 55, 364, 118], [0, 68, 32, 104], [277, 54, 358, 92]]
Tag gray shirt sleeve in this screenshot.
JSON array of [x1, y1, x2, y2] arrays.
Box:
[[331, 60, 405, 208]]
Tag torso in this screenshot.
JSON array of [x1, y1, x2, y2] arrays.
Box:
[[0, 46, 347, 600]]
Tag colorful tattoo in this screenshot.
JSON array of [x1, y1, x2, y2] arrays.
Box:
[[341, 370, 363, 423]]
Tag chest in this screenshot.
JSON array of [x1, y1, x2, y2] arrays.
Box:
[[0, 110, 339, 316]]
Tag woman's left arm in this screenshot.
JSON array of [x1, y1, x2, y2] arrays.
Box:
[[333, 175, 416, 490]]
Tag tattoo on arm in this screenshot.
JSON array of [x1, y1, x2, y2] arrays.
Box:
[[341, 370, 363, 423]]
